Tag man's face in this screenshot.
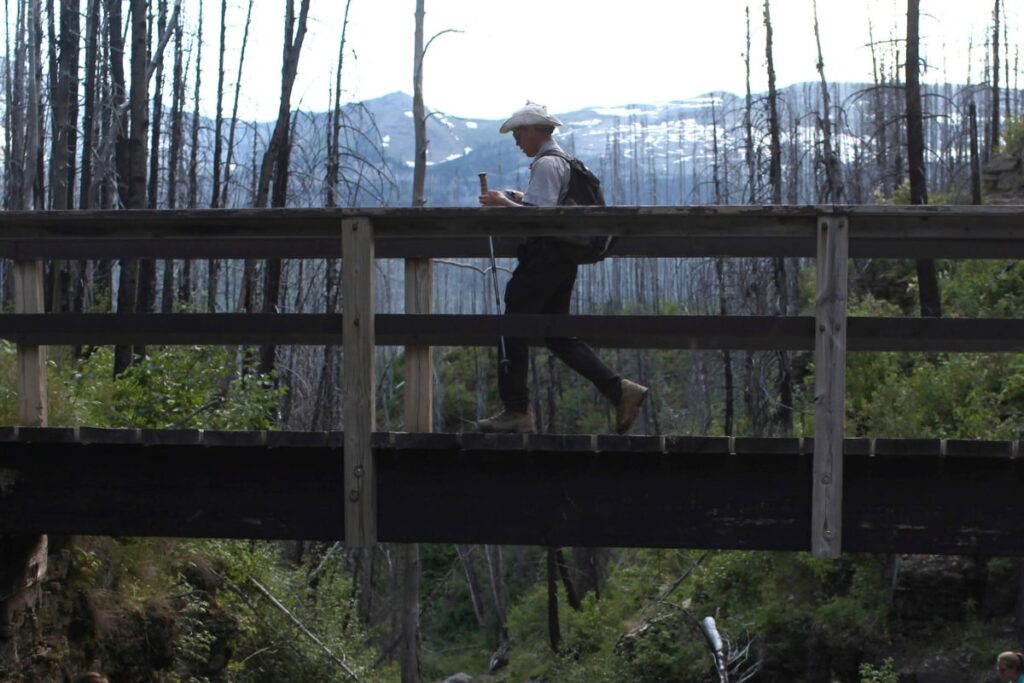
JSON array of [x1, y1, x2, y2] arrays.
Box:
[[512, 126, 543, 157]]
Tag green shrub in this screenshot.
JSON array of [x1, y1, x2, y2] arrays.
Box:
[[859, 657, 898, 683]]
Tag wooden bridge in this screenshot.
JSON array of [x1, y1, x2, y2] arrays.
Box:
[[0, 205, 1022, 558]]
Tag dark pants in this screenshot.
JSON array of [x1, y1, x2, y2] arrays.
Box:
[[498, 239, 621, 413]]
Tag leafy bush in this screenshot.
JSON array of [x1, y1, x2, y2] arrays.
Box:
[[0, 342, 282, 430], [859, 657, 898, 683], [1000, 117, 1024, 154], [189, 540, 394, 683]]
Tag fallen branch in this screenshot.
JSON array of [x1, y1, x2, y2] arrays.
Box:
[[248, 575, 362, 682]]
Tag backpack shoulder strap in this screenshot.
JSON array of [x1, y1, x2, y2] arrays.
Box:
[[536, 149, 573, 163]]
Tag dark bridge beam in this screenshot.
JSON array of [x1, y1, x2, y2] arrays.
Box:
[[0, 429, 1020, 555], [3, 314, 1024, 353]]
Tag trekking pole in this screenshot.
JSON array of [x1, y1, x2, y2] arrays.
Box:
[[479, 172, 510, 374]]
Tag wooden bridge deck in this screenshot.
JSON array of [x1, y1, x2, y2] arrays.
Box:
[[0, 428, 1019, 555], [2, 205, 1024, 556]]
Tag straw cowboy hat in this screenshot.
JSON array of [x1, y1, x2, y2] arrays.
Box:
[[499, 101, 563, 133]]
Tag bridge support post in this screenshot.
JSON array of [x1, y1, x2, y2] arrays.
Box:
[[812, 215, 848, 558], [14, 261, 46, 426], [3, 260, 48, 637], [342, 217, 376, 546]]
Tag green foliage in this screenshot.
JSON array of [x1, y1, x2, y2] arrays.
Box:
[[0, 342, 283, 430], [66, 346, 283, 429], [183, 540, 394, 683], [846, 351, 1024, 438], [485, 549, 894, 683], [877, 180, 955, 205], [859, 657, 898, 683], [432, 346, 493, 433], [945, 260, 1024, 318], [845, 259, 1024, 439], [0, 343, 90, 425], [419, 545, 496, 679], [1000, 117, 1024, 154]]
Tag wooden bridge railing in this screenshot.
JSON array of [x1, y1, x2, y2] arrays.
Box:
[[1, 205, 1023, 557]]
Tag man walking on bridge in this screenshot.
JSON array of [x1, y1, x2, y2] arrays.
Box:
[[477, 101, 648, 434]]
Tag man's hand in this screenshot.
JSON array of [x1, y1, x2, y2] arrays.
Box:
[[479, 189, 523, 207]]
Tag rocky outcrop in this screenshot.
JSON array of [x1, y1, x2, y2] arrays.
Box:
[[983, 143, 1024, 203], [892, 555, 986, 625]]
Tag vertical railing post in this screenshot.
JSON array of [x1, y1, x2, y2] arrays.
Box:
[[7, 259, 50, 626], [812, 214, 848, 558], [342, 217, 376, 546], [14, 260, 46, 426]]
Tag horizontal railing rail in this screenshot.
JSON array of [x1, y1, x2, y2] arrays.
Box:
[[0, 205, 1022, 258]]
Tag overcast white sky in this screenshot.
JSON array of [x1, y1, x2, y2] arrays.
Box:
[[8, 1, 1019, 121], [214, 0, 1018, 122]]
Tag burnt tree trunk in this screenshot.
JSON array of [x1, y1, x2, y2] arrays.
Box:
[[110, 0, 136, 375], [47, 0, 77, 212], [324, 0, 351, 208], [255, 0, 309, 377], [546, 547, 561, 653], [221, 0, 253, 208], [906, 0, 941, 318], [412, 0, 427, 207], [186, 1, 209, 308], [79, 0, 99, 210], [812, 0, 843, 202], [62, 0, 79, 211], [485, 544, 508, 641], [397, 543, 423, 683], [147, 0, 166, 211], [969, 101, 982, 205], [210, 0, 226, 208], [8, 0, 26, 212], [206, 0, 226, 315], [763, 0, 792, 434], [146, 2, 167, 314], [455, 546, 487, 627], [164, 6, 184, 309], [28, 0, 43, 210], [315, 0, 351, 429], [126, 0, 150, 351], [716, 258, 734, 434], [4, 1, 17, 213], [868, 20, 890, 197], [991, 0, 1000, 153], [763, 0, 782, 205], [554, 547, 580, 611], [46, 0, 79, 315]]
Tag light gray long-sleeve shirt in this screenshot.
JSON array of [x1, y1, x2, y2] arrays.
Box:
[[522, 139, 570, 207]]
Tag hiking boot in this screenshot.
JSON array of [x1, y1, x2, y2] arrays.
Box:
[[615, 379, 649, 434], [477, 408, 535, 434]]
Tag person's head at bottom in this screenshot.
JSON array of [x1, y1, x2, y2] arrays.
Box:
[[997, 651, 1024, 682]]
